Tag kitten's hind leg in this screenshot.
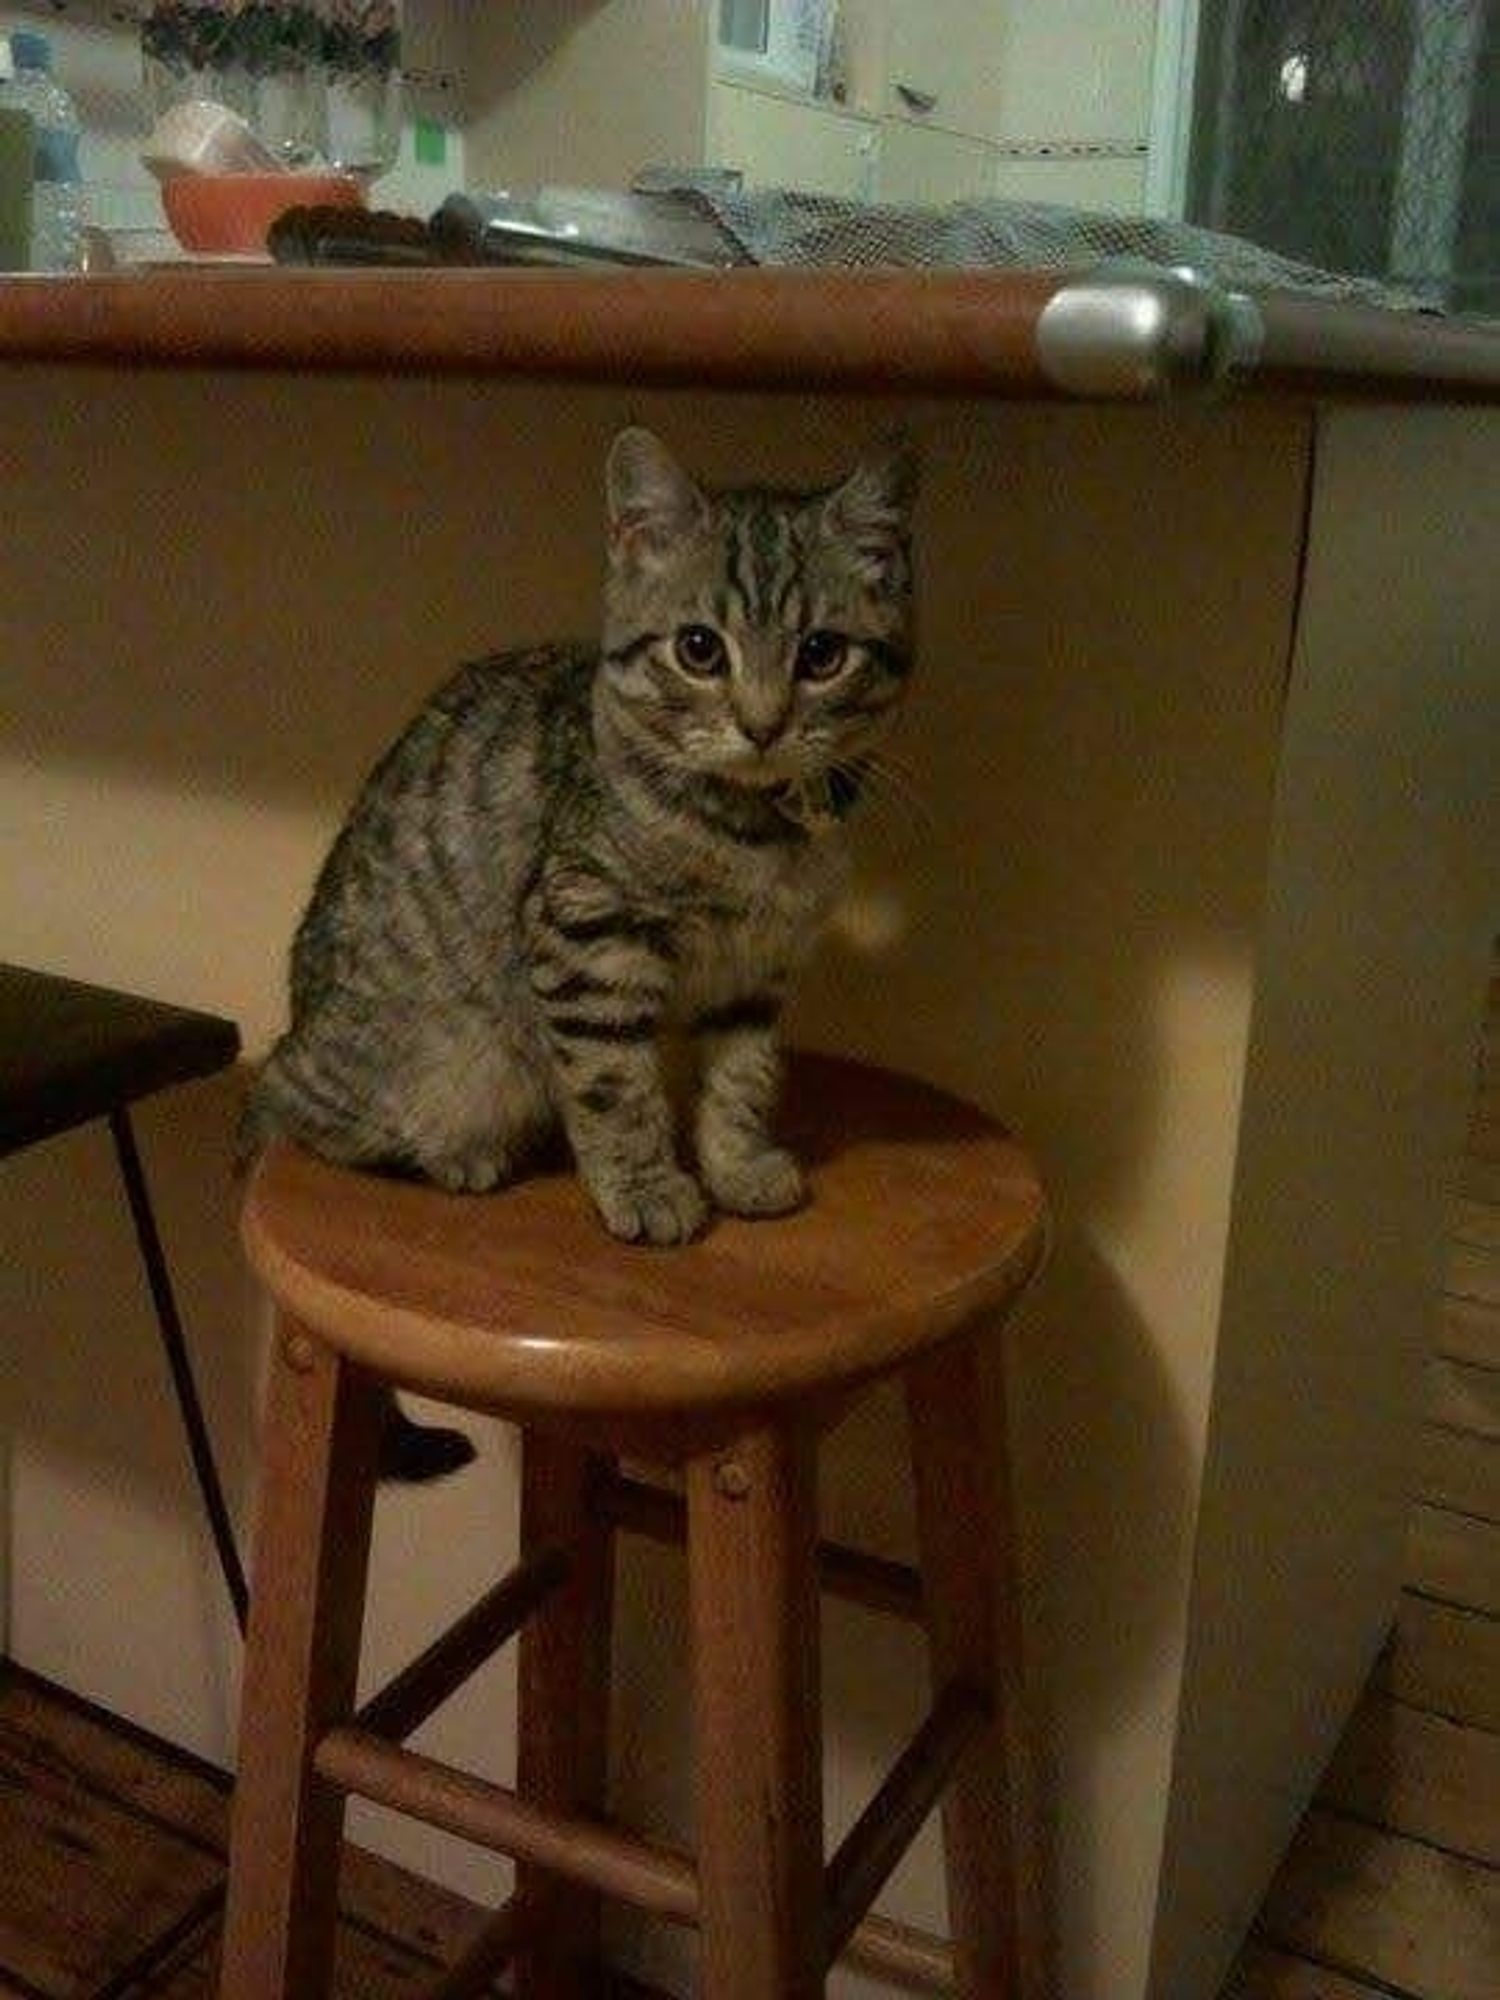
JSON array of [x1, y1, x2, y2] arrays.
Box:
[[245, 1017, 411, 1170], [397, 1012, 556, 1194]]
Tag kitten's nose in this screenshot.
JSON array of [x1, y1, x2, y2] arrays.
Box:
[[738, 716, 784, 751], [733, 695, 789, 752]]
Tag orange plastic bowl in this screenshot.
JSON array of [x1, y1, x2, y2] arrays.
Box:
[[161, 173, 364, 255]]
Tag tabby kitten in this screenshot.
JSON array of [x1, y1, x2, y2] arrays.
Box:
[[247, 427, 917, 1256]]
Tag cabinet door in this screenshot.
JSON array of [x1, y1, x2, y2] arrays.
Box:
[[884, 0, 1010, 143], [888, 0, 1158, 144], [990, 152, 1149, 214], [878, 120, 993, 206], [710, 82, 880, 198]]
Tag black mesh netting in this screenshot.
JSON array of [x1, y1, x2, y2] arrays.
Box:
[[682, 186, 1433, 310]]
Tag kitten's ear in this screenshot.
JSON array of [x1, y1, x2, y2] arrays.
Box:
[[606, 427, 709, 565], [822, 434, 919, 589]]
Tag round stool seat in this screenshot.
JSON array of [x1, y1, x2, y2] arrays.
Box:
[[242, 1052, 1046, 1423]]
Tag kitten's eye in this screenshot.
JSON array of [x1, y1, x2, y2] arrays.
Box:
[[795, 629, 849, 682], [674, 624, 727, 678]]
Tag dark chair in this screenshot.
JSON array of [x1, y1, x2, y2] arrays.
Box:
[[2, 964, 249, 1996], [0, 962, 247, 1629]]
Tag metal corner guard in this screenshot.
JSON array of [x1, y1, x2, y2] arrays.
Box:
[[1036, 262, 1266, 400]]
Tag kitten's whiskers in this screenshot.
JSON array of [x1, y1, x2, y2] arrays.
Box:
[[834, 752, 937, 847]]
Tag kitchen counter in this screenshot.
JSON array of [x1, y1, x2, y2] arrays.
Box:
[[1, 303, 1496, 2000]]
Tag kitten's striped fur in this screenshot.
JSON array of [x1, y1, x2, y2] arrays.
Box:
[[247, 429, 917, 1247]]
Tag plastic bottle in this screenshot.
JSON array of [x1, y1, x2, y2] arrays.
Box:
[[0, 38, 37, 271], [6, 29, 83, 272]]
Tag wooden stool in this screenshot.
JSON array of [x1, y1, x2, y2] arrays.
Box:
[[222, 1052, 1050, 2000]]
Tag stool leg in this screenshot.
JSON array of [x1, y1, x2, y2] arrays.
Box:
[[218, 1320, 383, 2000], [687, 1421, 825, 1999], [907, 1334, 1050, 2000], [514, 1433, 616, 1999]]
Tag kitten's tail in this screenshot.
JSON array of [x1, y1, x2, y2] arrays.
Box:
[[377, 1388, 478, 1483]]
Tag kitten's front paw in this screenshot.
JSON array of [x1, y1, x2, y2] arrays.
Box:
[[706, 1147, 807, 1219], [594, 1167, 708, 1247]]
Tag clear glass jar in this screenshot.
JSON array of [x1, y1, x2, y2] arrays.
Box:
[[140, 3, 254, 122], [247, 3, 325, 165], [317, 2, 402, 181]]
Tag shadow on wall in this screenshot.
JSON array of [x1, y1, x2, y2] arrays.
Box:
[[466, 0, 615, 99], [0, 372, 615, 809]]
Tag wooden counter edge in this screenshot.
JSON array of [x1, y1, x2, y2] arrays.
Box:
[[0, 265, 1494, 403], [0, 266, 1068, 396]]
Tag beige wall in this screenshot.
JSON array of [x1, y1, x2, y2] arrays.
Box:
[[6, 372, 1487, 2000], [882, 0, 1158, 142], [460, 0, 1162, 215], [709, 80, 880, 200], [465, 2, 712, 194]]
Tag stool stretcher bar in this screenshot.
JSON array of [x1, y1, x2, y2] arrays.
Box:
[[824, 1680, 990, 1965], [315, 1725, 700, 1922], [331, 1495, 961, 1991], [356, 1542, 571, 1741], [352, 1479, 924, 1755], [843, 1917, 956, 1993], [314, 1703, 966, 1993], [600, 1469, 925, 1622], [423, 1896, 529, 2000]]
